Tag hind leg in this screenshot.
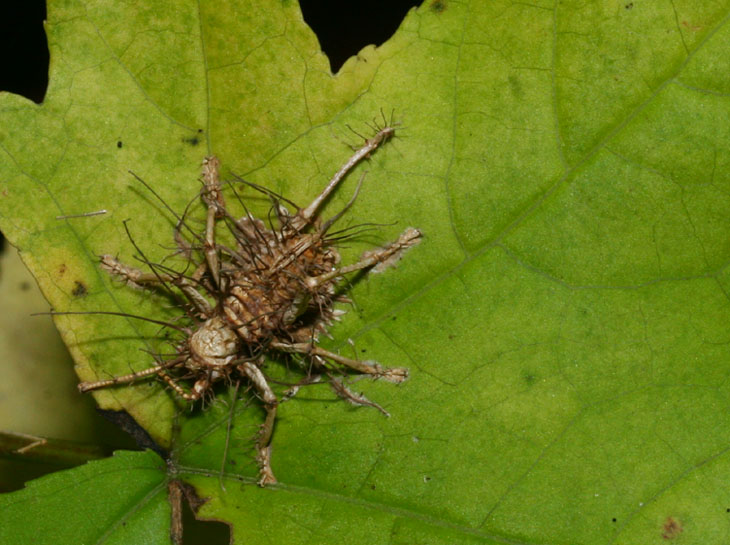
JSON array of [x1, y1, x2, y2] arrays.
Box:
[[238, 361, 278, 486], [270, 341, 408, 383]]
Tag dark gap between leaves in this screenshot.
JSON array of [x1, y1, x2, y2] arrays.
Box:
[[180, 499, 230, 545], [300, 0, 421, 73], [170, 480, 230, 545], [0, 1, 48, 103]]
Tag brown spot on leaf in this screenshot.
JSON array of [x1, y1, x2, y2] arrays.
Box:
[[430, 0, 446, 13], [681, 20, 702, 31], [662, 516, 683, 540], [58, 264, 67, 276], [72, 281, 87, 297]]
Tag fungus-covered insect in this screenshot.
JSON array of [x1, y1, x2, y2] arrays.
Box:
[[76, 121, 421, 485]]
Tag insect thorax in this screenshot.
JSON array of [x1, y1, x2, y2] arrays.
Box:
[[221, 216, 340, 345]]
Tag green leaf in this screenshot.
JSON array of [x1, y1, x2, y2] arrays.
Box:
[[2, 0, 730, 544], [0, 450, 169, 544]]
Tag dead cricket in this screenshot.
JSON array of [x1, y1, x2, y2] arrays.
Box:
[[74, 120, 421, 485]]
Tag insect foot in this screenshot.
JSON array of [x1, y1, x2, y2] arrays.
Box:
[[74, 120, 421, 486]]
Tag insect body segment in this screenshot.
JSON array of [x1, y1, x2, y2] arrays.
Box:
[[79, 121, 421, 485]]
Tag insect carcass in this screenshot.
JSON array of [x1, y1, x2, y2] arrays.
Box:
[[78, 123, 421, 485]]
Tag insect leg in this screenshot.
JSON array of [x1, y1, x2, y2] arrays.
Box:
[[101, 255, 212, 316], [270, 341, 408, 383], [101, 254, 165, 286], [305, 227, 422, 289], [201, 156, 225, 288], [78, 357, 185, 393], [159, 371, 202, 401], [292, 124, 397, 230], [238, 361, 278, 486], [328, 375, 390, 416]]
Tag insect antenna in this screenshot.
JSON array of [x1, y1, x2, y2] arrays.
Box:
[[156, 245, 201, 280], [137, 258, 207, 292], [128, 170, 203, 243], [122, 220, 183, 304], [214, 242, 249, 268], [121, 224, 215, 316], [327, 269, 360, 301], [266, 201, 281, 236], [218, 214, 271, 271], [363, 120, 379, 135], [319, 171, 366, 235], [382, 107, 392, 127], [324, 222, 393, 243], [135, 257, 185, 279], [38, 310, 190, 333], [227, 173, 301, 245], [233, 210, 275, 255], [217, 209, 256, 253], [140, 348, 183, 359], [172, 190, 208, 256], [228, 174, 299, 210], [224, 178, 276, 256], [345, 124, 369, 148], [326, 221, 394, 236], [371, 108, 400, 133]]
